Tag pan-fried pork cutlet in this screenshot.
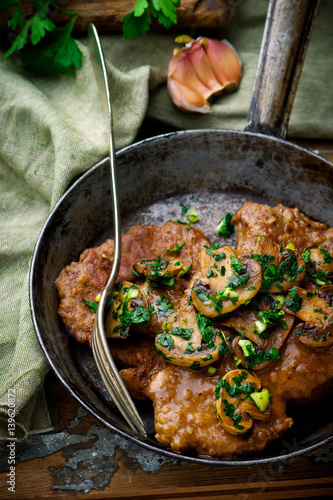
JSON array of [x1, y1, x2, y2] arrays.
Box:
[[56, 202, 333, 458], [55, 221, 209, 344], [233, 202, 331, 255]]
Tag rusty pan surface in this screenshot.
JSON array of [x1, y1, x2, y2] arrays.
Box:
[[30, 128, 333, 465]]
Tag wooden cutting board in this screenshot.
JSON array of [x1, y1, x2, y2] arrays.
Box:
[[0, 0, 236, 33]]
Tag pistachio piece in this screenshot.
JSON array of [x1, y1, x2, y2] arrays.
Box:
[[105, 282, 149, 339], [215, 369, 270, 436], [191, 246, 262, 318]]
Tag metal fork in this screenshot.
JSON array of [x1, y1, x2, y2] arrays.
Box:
[[88, 24, 147, 437]]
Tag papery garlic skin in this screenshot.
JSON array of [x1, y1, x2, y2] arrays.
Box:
[[167, 36, 242, 114]]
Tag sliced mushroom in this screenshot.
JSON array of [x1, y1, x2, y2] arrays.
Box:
[[191, 246, 262, 318], [219, 307, 294, 370], [283, 286, 333, 347], [304, 248, 333, 277], [318, 284, 333, 306], [133, 256, 184, 284], [154, 285, 229, 369], [105, 281, 149, 339], [282, 286, 332, 324], [215, 369, 270, 436], [133, 282, 178, 336]]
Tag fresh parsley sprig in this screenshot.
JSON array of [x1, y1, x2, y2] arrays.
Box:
[[1, 1, 82, 76], [122, 0, 181, 40]]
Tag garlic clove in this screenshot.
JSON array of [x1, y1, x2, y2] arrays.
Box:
[[168, 49, 212, 101], [203, 37, 242, 91], [167, 77, 210, 113], [167, 35, 242, 114], [185, 40, 223, 94]]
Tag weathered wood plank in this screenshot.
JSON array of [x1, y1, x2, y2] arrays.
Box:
[[0, 0, 236, 32]]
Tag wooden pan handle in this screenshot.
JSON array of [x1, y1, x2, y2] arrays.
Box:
[[245, 0, 320, 138]]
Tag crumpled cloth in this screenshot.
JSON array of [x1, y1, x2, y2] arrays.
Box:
[[0, 0, 332, 439]]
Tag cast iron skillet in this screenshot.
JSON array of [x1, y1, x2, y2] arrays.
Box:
[[30, 0, 333, 465]]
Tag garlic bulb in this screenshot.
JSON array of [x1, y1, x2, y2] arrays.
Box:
[[167, 36, 241, 114]]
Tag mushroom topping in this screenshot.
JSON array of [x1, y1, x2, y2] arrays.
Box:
[[105, 281, 150, 339], [191, 245, 262, 318], [219, 307, 294, 370], [154, 284, 229, 369], [215, 369, 271, 436], [248, 246, 306, 293], [282, 286, 333, 347], [133, 256, 184, 286], [131, 282, 177, 336], [302, 247, 333, 287], [318, 284, 333, 306]]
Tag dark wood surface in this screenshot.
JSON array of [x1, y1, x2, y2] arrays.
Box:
[[0, 130, 332, 499], [0, 0, 236, 32]]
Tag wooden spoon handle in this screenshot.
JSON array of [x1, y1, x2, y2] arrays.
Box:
[[245, 0, 320, 138]]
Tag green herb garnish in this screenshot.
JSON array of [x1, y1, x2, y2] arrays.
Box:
[[215, 212, 235, 237], [122, 0, 180, 40], [2, 2, 82, 76], [156, 295, 174, 318]]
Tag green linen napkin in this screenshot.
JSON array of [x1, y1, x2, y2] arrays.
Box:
[[0, 0, 332, 440]]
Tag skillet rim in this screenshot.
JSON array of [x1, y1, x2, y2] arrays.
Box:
[[29, 128, 333, 466]]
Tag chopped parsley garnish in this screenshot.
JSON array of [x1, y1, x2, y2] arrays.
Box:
[[215, 372, 255, 400], [190, 361, 201, 370], [282, 287, 303, 312], [131, 305, 151, 323], [145, 257, 177, 287], [131, 268, 141, 277], [246, 347, 282, 370], [206, 269, 218, 278], [180, 203, 190, 216], [257, 309, 287, 330], [194, 287, 211, 303], [204, 245, 226, 261], [221, 399, 244, 429], [230, 255, 244, 274], [169, 327, 193, 340], [156, 295, 174, 318], [302, 248, 332, 286], [166, 239, 185, 253], [250, 250, 302, 291], [112, 301, 151, 337], [319, 247, 332, 264], [227, 272, 250, 290], [190, 193, 200, 202], [196, 313, 214, 345], [184, 342, 195, 354], [156, 333, 175, 351], [178, 264, 192, 277], [217, 342, 229, 356], [215, 213, 235, 237], [82, 299, 98, 313]]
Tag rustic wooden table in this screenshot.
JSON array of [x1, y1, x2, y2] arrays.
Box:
[[0, 126, 332, 500]]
